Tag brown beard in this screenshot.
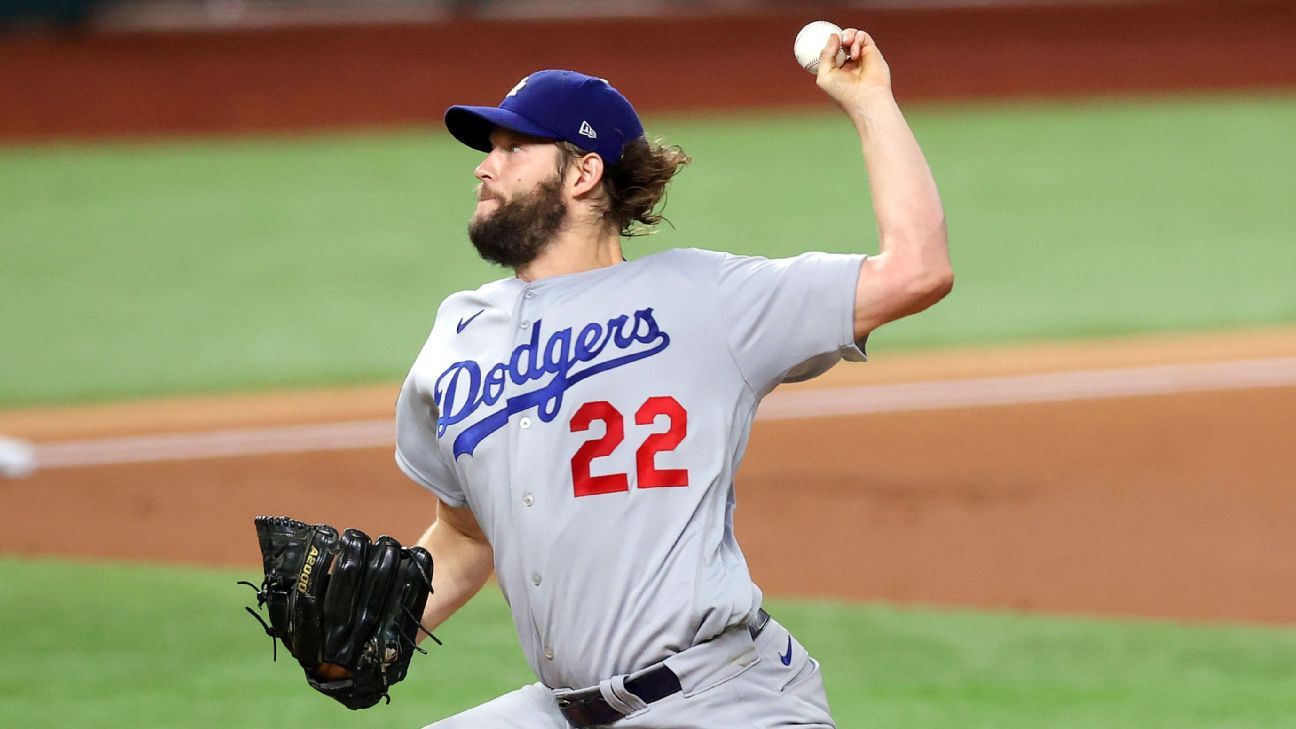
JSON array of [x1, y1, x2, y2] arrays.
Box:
[[467, 175, 567, 269]]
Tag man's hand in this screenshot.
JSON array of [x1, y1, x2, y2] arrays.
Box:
[[315, 663, 352, 681], [815, 29, 893, 110]]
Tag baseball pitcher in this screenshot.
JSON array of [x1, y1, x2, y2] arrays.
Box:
[[404, 28, 949, 727]]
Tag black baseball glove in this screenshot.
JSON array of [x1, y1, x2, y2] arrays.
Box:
[[241, 516, 437, 709]]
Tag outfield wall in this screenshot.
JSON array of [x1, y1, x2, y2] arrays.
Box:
[[2, 0, 1294, 139]]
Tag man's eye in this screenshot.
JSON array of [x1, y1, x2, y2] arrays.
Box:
[[509, 145, 523, 153]]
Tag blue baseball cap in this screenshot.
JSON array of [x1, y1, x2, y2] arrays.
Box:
[[444, 70, 644, 165]]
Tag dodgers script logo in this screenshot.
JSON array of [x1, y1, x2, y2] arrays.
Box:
[[435, 308, 670, 457]]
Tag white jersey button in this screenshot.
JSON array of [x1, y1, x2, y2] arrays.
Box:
[[520, 319, 531, 329], [520, 416, 532, 429], [531, 573, 542, 586], [524, 290, 536, 299], [544, 646, 554, 660], [522, 493, 534, 507]]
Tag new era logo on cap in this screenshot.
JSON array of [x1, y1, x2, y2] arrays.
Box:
[[443, 69, 644, 164]]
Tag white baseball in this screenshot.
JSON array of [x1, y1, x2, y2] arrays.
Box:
[[794, 20, 847, 74], [0, 436, 37, 479]]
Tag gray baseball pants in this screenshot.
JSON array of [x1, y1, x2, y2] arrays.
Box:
[[423, 616, 834, 728]]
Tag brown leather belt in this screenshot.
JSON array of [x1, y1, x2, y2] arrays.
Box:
[[556, 608, 771, 728]]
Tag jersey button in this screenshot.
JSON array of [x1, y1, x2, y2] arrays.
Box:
[[519, 416, 532, 429], [544, 646, 554, 660], [531, 573, 542, 586], [525, 291, 537, 299], [522, 493, 534, 507], [520, 319, 531, 329]]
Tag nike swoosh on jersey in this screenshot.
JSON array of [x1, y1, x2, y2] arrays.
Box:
[[456, 309, 485, 334], [779, 636, 793, 666]]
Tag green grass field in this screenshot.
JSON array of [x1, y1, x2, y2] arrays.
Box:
[[2, 93, 1294, 407], [3, 557, 1294, 728]]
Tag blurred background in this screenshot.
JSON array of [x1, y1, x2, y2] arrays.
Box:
[[2, 1, 1295, 727]]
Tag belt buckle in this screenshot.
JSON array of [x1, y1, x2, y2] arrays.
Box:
[[554, 663, 683, 727], [554, 687, 595, 711], [554, 688, 616, 728]]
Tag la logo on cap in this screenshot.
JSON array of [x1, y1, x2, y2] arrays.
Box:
[[507, 77, 528, 97], [578, 121, 598, 139]]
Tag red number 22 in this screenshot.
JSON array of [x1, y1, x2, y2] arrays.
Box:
[[569, 396, 689, 497]]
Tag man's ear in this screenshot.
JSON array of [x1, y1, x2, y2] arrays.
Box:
[[568, 153, 605, 198]]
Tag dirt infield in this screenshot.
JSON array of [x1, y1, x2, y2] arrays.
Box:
[[2, 0, 1295, 139], [4, 328, 1295, 625]]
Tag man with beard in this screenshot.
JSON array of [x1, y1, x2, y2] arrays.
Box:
[[396, 29, 952, 728]]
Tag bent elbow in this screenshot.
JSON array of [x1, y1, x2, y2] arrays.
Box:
[[906, 264, 954, 308], [929, 267, 955, 302]]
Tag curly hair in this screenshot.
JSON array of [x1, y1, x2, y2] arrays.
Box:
[[557, 138, 691, 237]]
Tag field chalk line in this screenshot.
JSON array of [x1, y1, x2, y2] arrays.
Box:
[[28, 356, 1296, 470]]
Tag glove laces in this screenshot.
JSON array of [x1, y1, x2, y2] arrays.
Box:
[[238, 579, 280, 661]]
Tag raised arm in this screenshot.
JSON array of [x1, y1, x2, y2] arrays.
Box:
[[817, 29, 954, 340], [416, 498, 494, 639]]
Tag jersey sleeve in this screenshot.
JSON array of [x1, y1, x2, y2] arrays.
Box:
[[395, 374, 468, 508], [717, 251, 867, 395]]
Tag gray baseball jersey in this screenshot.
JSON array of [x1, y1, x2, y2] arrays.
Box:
[[396, 247, 864, 690]]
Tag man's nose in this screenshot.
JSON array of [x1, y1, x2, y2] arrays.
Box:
[[474, 153, 498, 181]]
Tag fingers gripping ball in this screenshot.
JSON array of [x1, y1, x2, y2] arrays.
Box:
[[794, 20, 847, 74], [243, 516, 437, 710]]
